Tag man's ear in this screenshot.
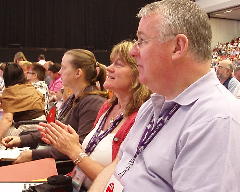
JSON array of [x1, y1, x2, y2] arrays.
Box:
[[172, 34, 188, 61]]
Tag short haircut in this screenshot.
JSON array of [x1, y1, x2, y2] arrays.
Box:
[[219, 59, 234, 72], [137, 0, 212, 61], [48, 63, 61, 73], [32, 63, 46, 81]]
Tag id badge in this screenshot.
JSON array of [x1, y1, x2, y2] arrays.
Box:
[[72, 165, 86, 191], [104, 174, 124, 192]]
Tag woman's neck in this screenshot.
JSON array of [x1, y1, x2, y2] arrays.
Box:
[[114, 91, 131, 112], [72, 81, 90, 97]]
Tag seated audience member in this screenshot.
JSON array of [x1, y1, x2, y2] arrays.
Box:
[[43, 61, 54, 86], [234, 65, 240, 82], [0, 113, 14, 138], [43, 61, 53, 71], [53, 87, 73, 113], [0, 63, 6, 92], [26, 63, 50, 112], [13, 51, 27, 64], [48, 63, 63, 104], [48, 63, 63, 94], [0, 63, 45, 137], [2, 49, 107, 163], [212, 37, 240, 61], [37, 54, 47, 65], [216, 59, 240, 98], [38, 40, 151, 191], [89, 1, 240, 191], [19, 60, 32, 77]]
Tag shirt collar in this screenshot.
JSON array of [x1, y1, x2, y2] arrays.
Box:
[[150, 70, 220, 115], [173, 69, 219, 106]]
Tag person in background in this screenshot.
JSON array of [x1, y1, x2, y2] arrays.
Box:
[[0, 63, 6, 92], [0, 113, 14, 138], [89, 0, 240, 191], [55, 87, 73, 115], [43, 61, 54, 71], [0, 63, 45, 137], [13, 51, 27, 64], [37, 54, 47, 65], [43, 61, 54, 86], [26, 63, 50, 112], [216, 59, 240, 98], [54, 88, 65, 113], [234, 65, 240, 82], [2, 49, 107, 164], [48, 63, 63, 101], [38, 40, 151, 191], [19, 60, 32, 77]]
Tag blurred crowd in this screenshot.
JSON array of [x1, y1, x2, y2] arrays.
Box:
[[212, 36, 240, 67]]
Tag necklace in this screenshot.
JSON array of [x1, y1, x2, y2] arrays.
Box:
[[110, 112, 124, 124], [85, 104, 124, 154], [109, 104, 124, 124]]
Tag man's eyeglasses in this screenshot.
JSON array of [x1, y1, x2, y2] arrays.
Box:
[[133, 37, 160, 48], [133, 34, 175, 49]]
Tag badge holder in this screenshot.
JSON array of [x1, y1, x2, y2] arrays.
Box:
[[72, 166, 86, 191]]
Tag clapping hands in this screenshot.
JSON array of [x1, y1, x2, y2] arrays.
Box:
[[38, 120, 83, 160]]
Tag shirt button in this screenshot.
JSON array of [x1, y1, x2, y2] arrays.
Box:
[[113, 137, 119, 142]]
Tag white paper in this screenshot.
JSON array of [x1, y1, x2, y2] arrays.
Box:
[[0, 182, 43, 192], [0, 147, 30, 161]]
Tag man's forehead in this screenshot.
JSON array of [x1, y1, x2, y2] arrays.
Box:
[[219, 60, 232, 68], [137, 15, 161, 37]]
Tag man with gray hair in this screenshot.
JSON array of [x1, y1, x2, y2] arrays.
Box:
[[90, 0, 240, 191], [216, 59, 240, 98]]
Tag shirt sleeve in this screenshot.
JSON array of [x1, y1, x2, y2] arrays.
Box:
[[32, 146, 69, 160], [20, 131, 42, 149], [53, 80, 63, 93], [173, 115, 240, 191], [32, 95, 105, 160], [74, 95, 105, 143]]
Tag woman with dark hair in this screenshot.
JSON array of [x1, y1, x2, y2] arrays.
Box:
[[0, 63, 45, 137], [3, 62, 27, 87], [2, 49, 107, 163]]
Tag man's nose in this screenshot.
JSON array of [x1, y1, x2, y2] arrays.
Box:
[[130, 44, 139, 58]]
